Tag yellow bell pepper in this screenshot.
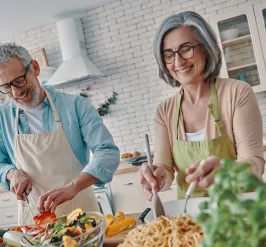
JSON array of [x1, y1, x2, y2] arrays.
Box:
[[112, 210, 125, 225], [85, 223, 93, 231], [106, 217, 136, 237], [66, 208, 83, 224], [59, 226, 75, 234], [62, 235, 78, 247], [105, 214, 115, 227]]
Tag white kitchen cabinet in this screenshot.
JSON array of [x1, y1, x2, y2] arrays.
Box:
[[209, 4, 266, 93], [110, 171, 147, 214], [0, 190, 18, 228], [254, 3, 266, 64], [110, 171, 177, 214]]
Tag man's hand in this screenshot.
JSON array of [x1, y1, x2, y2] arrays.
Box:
[[38, 173, 98, 213], [7, 169, 32, 200], [37, 184, 77, 213]]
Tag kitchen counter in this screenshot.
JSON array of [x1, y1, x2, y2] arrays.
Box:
[[104, 213, 140, 247], [114, 161, 141, 175]]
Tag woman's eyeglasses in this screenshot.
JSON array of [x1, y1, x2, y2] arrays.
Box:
[[163, 44, 201, 64], [0, 61, 32, 94]]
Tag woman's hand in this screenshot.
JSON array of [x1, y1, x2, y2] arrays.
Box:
[[185, 156, 220, 188], [139, 163, 166, 201]]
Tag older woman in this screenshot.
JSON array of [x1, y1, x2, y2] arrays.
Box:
[[140, 11, 265, 200]]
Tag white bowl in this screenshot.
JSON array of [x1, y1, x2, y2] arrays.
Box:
[[220, 28, 239, 41]]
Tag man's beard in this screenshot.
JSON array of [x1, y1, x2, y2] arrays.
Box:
[[11, 86, 41, 110]]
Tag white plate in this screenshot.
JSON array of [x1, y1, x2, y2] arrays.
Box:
[[145, 192, 257, 223]]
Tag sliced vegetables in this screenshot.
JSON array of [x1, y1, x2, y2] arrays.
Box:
[[32, 209, 102, 246], [33, 211, 56, 228], [105, 210, 136, 237]]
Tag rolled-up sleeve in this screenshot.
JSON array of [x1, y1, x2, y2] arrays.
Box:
[[78, 98, 120, 184], [0, 131, 16, 190], [233, 83, 265, 178]]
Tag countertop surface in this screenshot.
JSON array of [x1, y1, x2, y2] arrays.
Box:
[[114, 161, 141, 175], [104, 213, 140, 247]]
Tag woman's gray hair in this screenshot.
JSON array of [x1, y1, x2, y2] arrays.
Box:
[[0, 43, 32, 66], [153, 11, 222, 87]]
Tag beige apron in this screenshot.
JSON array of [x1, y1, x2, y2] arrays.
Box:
[[14, 89, 99, 225], [173, 80, 237, 199]]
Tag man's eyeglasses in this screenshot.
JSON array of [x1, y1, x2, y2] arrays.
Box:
[[162, 44, 201, 64], [0, 61, 32, 94]]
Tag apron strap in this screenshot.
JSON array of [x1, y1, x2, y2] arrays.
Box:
[[174, 88, 183, 140], [174, 80, 226, 138], [15, 108, 20, 134], [208, 80, 225, 136], [44, 89, 62, 129]]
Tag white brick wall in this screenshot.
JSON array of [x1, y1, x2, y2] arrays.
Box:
[[3, 0, 266, 153]]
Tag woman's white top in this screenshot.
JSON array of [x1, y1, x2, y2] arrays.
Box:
[[185, 128, 205, 142]]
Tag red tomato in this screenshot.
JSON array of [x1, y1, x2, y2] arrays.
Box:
[[0, 236, 3, 243], [10, 227, 23, 232], [74, 226, 83, 236]]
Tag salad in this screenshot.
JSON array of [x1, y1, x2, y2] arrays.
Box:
[[30, 208, 103, 246]]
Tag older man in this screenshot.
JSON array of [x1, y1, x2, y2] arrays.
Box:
[[0, 43, 120, 225]]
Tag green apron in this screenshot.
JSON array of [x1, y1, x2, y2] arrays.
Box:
[[173, 80, 237, 199]]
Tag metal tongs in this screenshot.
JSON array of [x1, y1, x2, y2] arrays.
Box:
[[145, 134, 165, 219]]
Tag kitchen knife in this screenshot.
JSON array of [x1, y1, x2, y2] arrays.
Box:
[[22, 191, 35, 219], [136, 208, 151, 226]]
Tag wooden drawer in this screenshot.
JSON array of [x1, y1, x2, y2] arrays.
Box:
[[0, 206, 18, 226], [0, 191, 17, 208]]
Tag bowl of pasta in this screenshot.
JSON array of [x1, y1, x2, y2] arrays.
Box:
[[118, 214, 203, 247]]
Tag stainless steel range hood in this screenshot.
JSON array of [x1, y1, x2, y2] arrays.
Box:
[[46, 18, 104, 88]]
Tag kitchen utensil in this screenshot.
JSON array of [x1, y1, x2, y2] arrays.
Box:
[[145, 192, 257, 223], [22, 192, 35, 219], [184, 159, 206, 213], [144, 134, 165, 219], [220, 28, 239, 41], [184, 180, 198, 213], [131, 154, 154, 166], [136, 208, 151, 226], [238, 73, 247, 82]]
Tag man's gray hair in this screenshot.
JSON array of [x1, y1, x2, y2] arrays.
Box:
[[153, 11, 222, 87], [0, 43, 32, 66]]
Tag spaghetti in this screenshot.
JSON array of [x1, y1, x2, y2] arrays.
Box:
[[119, 214, 203, 247]]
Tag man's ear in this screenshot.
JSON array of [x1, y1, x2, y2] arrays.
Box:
[[31, 60, 40, 76]]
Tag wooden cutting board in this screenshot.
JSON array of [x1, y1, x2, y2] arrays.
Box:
[[103, 213, 140, 247]]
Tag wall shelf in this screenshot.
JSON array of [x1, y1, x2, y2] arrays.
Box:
[[222, 34, 251, 48], [227, 62, 257, 72]]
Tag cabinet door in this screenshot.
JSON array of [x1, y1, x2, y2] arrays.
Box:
[[209, 5, 266, 93], [254, 3, 266, 68], [110, 172, 146, 214], [0, 206, 18, 227]]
